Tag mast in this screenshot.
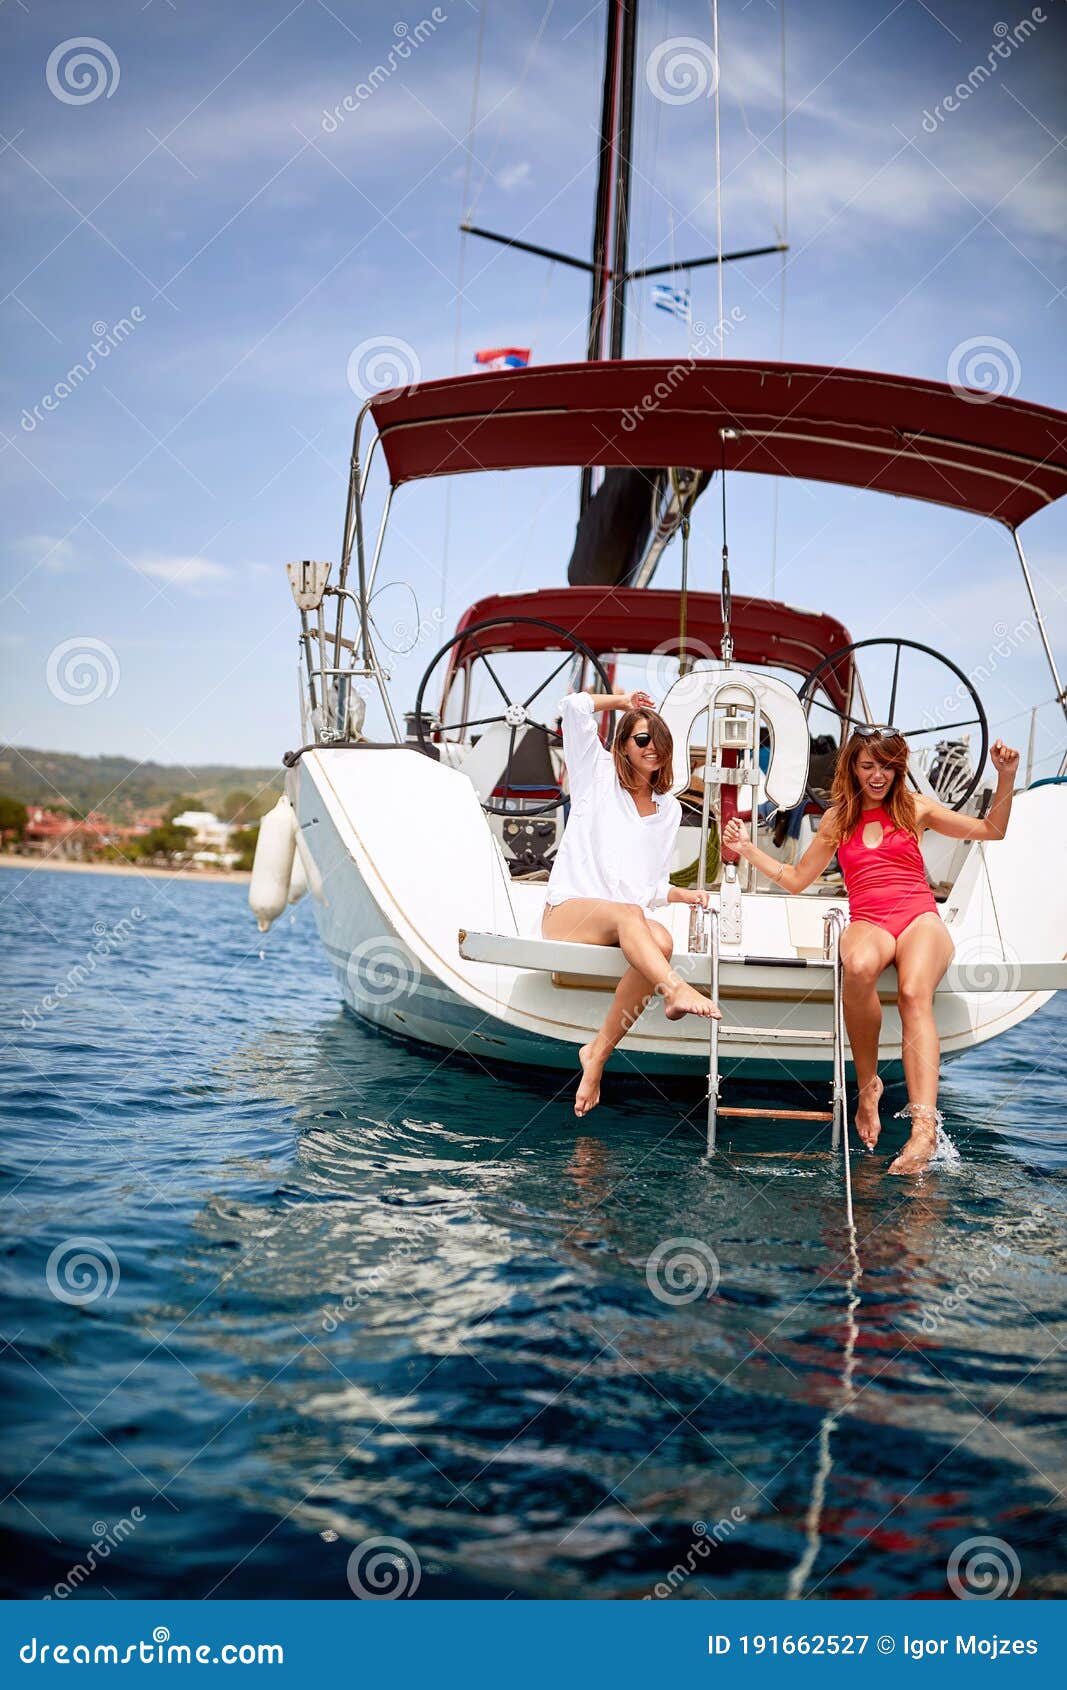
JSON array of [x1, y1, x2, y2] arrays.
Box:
[[585, 0, 620, 366], [459, 0, 787, 535], [580, 0, 627, 511], [608, 0, 637, 360]]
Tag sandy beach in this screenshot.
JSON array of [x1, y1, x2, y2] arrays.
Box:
[[0, 852, 251, 885]]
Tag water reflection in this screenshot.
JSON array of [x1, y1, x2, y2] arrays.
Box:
[[161, 1011, 1067, 1597]]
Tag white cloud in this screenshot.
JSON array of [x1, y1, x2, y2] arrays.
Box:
[[135, 556, 230, 588], [15, 535, 79, 574], [494, 161, 532, 192]]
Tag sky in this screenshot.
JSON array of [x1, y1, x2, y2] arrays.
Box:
[[1, 0, 1065, 785]]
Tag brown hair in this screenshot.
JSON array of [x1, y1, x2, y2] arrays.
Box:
[[612, 709, 674, 795], [823, 730, 919, 849]]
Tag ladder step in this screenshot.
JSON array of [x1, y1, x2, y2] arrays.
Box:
[[719, 1026, 835, 1043], [716, 1106, 836, 1121]]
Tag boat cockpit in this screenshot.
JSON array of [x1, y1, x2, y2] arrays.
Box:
[[401, 584, 994, 906]]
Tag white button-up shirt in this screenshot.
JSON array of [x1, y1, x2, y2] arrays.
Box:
[[544, 693, 681, 914]]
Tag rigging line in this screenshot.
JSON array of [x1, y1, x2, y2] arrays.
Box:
[[978, 842, 1010, 963], [711, 0, 724, 344], [771, 0, 788, 596], [466, 0, 557, 224], [444, 3, 489, 619]]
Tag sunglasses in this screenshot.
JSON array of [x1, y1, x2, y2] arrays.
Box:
[[853, 724, 904, 742], [630, 731, 654, 748]]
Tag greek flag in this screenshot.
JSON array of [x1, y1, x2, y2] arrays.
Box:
[[652, 283, 691, 323]]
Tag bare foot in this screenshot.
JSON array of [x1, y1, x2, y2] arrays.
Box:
[[854, 1075, 884, 1151], [575, 1043, 604, 1117], [888, 1109, 938, 1176], [664, 982, 723, 1022]]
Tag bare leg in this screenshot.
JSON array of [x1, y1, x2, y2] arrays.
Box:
[[542, 898, 719, 1022], [575, 963, 666, 1116], [542, 900, 720, 1117], [839, 921, 896, 1150], [888, 913, 955, 1175]]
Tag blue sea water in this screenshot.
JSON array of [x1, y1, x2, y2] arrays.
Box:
[[1, 862, 1065, 1601]]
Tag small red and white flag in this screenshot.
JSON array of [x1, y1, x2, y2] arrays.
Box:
[[473, 347, 531, 371]]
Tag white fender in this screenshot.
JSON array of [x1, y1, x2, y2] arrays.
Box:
[[287, 844, 309, 905], [249, 795, 297, 932]]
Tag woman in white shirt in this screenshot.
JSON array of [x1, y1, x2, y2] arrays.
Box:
[[542, 688, 721, 1116]]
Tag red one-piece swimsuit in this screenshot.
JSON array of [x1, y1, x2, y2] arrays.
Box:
[[836, 806, 939, 939]]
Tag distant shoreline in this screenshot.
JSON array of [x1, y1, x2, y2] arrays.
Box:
[[0, 853, 251, 885]]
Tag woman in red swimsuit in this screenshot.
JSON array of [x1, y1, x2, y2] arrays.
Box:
[[724, 728, 1019, 1174]]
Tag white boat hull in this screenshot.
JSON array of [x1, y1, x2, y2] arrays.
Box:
[[289, 748, 1065, 1083]]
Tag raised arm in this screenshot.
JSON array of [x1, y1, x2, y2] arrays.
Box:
[[583, 688, 657, 714], [916, 739, 1019, 841], [722, 807, 841, 893], [558, 688, 656, 794]]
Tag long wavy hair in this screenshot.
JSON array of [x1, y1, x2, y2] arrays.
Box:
[[823, 729, 920, 848], [613, 708, 674, 796]]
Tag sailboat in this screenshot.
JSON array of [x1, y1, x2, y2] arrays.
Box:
[[250, 1, 1067, 1135]]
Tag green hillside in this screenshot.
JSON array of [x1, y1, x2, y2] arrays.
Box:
[[0, 746, 283, 822]]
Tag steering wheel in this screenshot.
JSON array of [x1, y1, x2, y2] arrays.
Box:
[[797, 637, 989, 813], [413, 617, 614, 815]]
